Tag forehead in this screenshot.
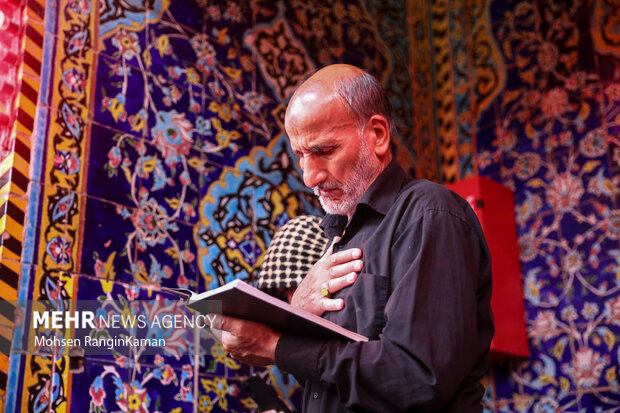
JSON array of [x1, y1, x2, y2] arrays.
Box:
[[286, 94, 357, 148], [289, 122, 357, 151]]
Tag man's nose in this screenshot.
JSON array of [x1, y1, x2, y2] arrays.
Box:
[[301, 157, 327, 189]]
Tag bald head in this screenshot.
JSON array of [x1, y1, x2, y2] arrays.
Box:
[[285, 64, 394, 137], [289, 64, 366, 102]]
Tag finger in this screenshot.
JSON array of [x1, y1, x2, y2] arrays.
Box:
[[329, 248, 363, 266], [207, 313, 223, 329], [326, 272, 358, 293], [210, 327, 223, 342], [318, 236, 340, 263], [220, 330, 234, 350], [329, 260, 363, 278], [321, 297, 344, 312], [217, 315, 241, 333]]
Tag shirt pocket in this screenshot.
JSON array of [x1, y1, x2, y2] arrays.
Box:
[[329, 272, 390, 340]]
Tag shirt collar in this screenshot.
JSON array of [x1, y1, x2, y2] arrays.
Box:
[[358, 157, 406, 215], [320, 158, 406, 238]]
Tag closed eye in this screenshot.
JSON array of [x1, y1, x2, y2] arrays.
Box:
[[311, 145, 337, 156], [292, 144, 338, 160]]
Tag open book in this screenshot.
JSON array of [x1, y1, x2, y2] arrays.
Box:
[[163, 279, 368, 342]]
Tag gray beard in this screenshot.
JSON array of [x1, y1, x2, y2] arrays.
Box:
[[314, 137, 382, 216]]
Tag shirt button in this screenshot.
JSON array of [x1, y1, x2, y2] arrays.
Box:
[[313, 392, 319, 399]]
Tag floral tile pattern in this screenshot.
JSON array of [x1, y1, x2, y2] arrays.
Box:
[[478, 0, 620, 410], [9, 0, 620, 412]]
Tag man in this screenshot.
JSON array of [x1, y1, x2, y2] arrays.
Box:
[[217, 64, 494, 412]]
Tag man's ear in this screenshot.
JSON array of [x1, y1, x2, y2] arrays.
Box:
[[367, 114, 390, 157]]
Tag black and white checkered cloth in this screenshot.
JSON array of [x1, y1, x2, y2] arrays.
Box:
[[256, 215, 328, 290]]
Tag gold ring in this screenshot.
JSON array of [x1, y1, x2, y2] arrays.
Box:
[[320, 282, 330, 296]]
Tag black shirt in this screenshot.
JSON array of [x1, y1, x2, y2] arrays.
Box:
[[275, 159, 494, 412]]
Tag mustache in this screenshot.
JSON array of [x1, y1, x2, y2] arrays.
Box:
[[313, 182, 342, 196], [315, 182, 341, 191]]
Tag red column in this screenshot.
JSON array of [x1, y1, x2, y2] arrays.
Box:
[[447, 176, 530, 360]]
